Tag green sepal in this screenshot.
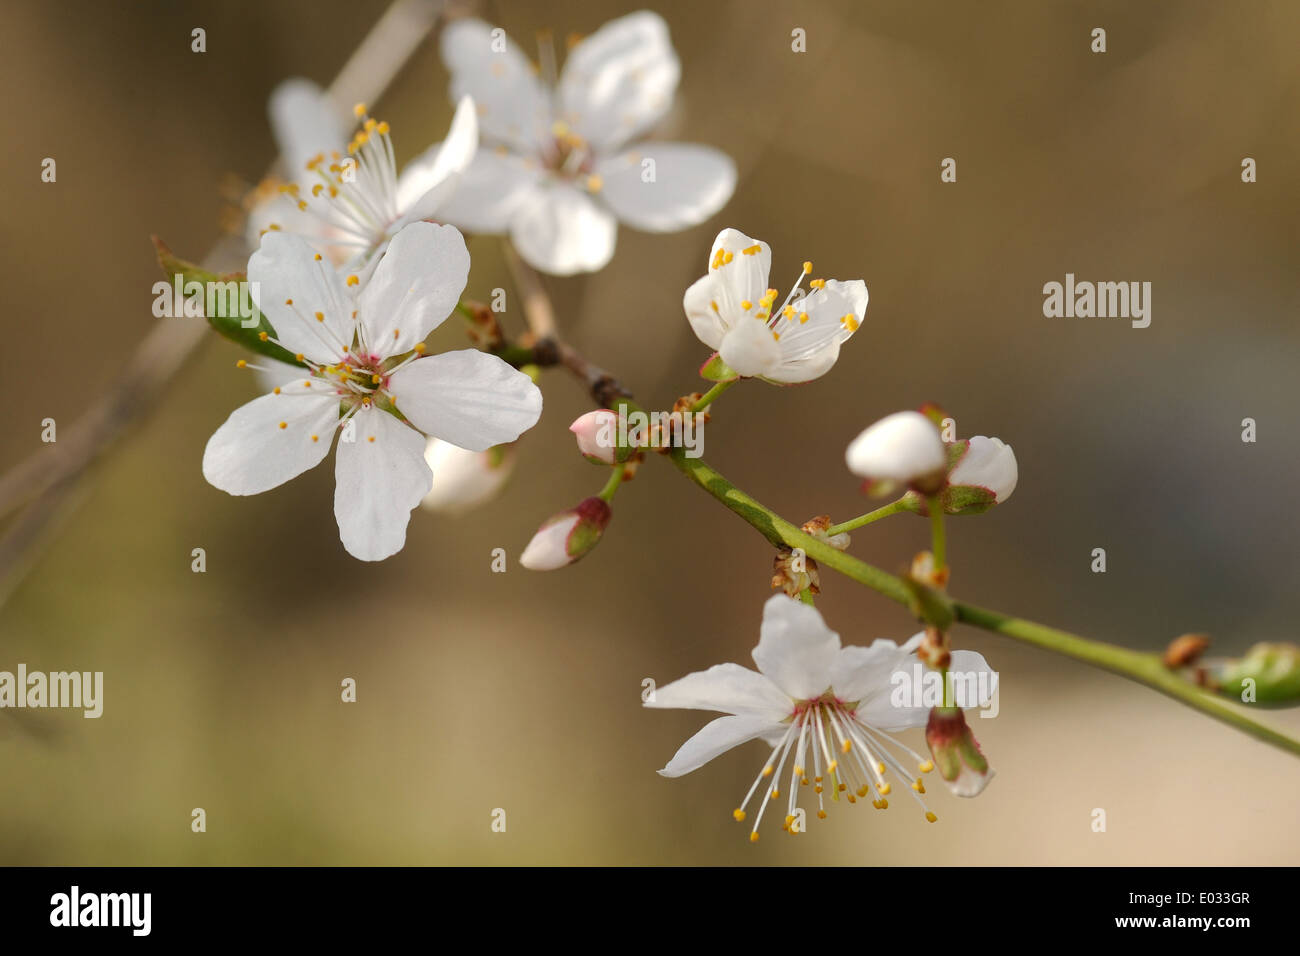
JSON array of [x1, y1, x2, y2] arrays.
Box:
[[1214, 643, 1300, 707], [153, 236, 304, 367], [902, 576, 955, 631], [699, 352, 739, 383]]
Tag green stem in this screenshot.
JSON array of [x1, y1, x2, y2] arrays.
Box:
[[929, 495, 946, 572], [692, 379, 738, 413], [663, 448, 1300, 759], [597, 465, 624, 502], [827, 499, 911, 536]]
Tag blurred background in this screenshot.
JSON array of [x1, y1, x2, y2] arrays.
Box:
[[2, 0, 1298, 865]]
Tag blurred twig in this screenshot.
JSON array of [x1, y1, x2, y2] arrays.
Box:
[[0, 0, 447, 606]]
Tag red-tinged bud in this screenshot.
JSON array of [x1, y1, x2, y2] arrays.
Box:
[[520, 497, 612, 570], [925, 707, 994, 797], [569, 409, 631, 464]]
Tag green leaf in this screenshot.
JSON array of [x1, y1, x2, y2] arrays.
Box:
[[699, 352, 739, 383], [152, 236, 304, 367]]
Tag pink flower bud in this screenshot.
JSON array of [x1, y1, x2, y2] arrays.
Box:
[[520, 497, 612, 570], [569, 409, 623, 464]]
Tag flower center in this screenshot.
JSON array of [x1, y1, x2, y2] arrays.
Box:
[[731, 693, 938, 842]]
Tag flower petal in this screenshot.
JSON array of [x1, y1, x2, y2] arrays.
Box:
[[750, 594, 842, 700], [719, 316, 782, 379], [706, 227, 770, 316], [596, 143, 735, 232], [656, 714, 784, 778], [392, 95, 480, 227], [333, 406, 432, 561], [509, 183, 617, 275], [764, 279, 868, 384], [387, 350, 543, 451], [268, 78, 348, 177], [247, 231, 354, 364], [202, 381, 338, 495], [357, 222, 469, 355], [646, 663, 791, 720], [433, 146, 545, 234], [440, 18, 549, 153], [845, 410, 947, 483], [558, 11, 680, 152], [682, 272, 731, 351], [948, 649, 999, 709], [420, 438, 514, 515], [949, 435, 1018, 504]]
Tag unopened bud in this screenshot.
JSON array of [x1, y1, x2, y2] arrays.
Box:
[[520, 497, 612, 571], [926, 707, 994, 797], [570, 409, 631, 464]]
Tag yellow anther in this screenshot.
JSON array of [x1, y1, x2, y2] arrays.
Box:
[[586, 174, 603, 193], [837, 783, 846, 792], [783, 815, 794, 827], [367, 436, 376, 443], [710, 300, 719, 313], [346, 275, 360, 287], [723, 252, 734, 264], [857, 786, 869, 798], [236, 359, 247, 368], [272, 387, 280, 395], [295, 353, 304, 362], [802, 260, 812, 274], [313, 311, 324, 322], [749, 832, 760, 843], [770, 789, 780, 800], [877, 762, 886, 775], [793, 766, 803, 777], [841, 739, 852, 754], [810, 278, 826, 290], [312, 184, 323, 197], [842, 315, 860, 332], [353, 103, 366, 118], [376, 121, 389, 135], [742, 244, 762, 255], [827, 760, 838, 773], [314, 253, 322, 260], [817, 810, 827, 819], [912, 779, 926, 794], [740, 300, 752, 311], [925, 811, 938, 823], [328, 186, 338, 198], [268, 223, 281, 231], [761, 765, 773, 777], [814, 785, 823, 794], [733, 808, 746, 822], [919, 760, 934, 774], [371, 374, 381, 384], [363, 118, 377, 133], [877, 783, 891, 795], [771, 331, 780, 342], [311, 435, 318, 442], [277, 421, 287, 430], [783, 305, 795, 318], [800, 777, 809, 786], [799, 313, 809, 324], [814, 776, 822, 783], [414, 343, 426, 354], [297, 200, 308, 211], [878, 798, 889, 809]]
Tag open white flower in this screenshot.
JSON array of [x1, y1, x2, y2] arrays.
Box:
[[647, 595, 995, 840], [683, 229, 868, 384], [203, 221, 542, 561], [248, 78, 479, 284], [436, 11, 736, 275]]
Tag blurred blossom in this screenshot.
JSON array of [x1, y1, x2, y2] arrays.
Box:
[[437, 11, 736, 274]]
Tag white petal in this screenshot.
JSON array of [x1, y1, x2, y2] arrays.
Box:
[[440, 18, 549, 153], [509, 184, 617, 275], [333, 406, 432, 561], [706, 227, 770, 315], [656, 714, 784, 778], [420, 438, 514, 515], [392, 96, 480, 226], [433, 146, 545, 234], [750, 594, 842, 700], [682, 272, 732, 351], [719, 316, 782, 379], [387, 350, 543, 451], [765, 279, 869, 384], [827, 639, 913, 705], [948, 649, 999, 709], [357, 222, 469, 355], [268, 78, 348, 177], [845, 411, 947, 482], [645, 663, 791, 721], [949, 436, 1018, 503], [849, 642, 931, 732], [252, 358, 308, 394], [596, 144, 735, 231], [519, 513, 578, 570], [202, 381, 338, 496], [558, 11, 680, 152], [247, 231, 353, 364]]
